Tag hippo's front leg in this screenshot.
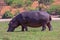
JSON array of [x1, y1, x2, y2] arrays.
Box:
[[21, 25, 28, 31]]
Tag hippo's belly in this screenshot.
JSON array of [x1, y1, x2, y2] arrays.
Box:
[[25, 19, 43, 27], [26, 23, 42, 27]]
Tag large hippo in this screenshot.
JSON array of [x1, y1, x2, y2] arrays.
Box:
[[7, 10, 52, 32]]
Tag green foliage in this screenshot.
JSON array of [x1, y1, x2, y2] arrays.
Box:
[[2, 11, 14, 19], [47, 5, 60, 15], [56, 9, 60, 15], [38, 0, 54, 5], [4, 0, 32, 8], [4, 0, 13, 5], [11, 0, 25, 8], [25, 0, 33, 6]]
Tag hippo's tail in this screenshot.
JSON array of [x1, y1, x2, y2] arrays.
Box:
[[49, 15, 52, 21]]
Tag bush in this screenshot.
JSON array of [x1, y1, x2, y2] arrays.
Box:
[[4, 0, 32, 8], [25, 0, 32, 6], [4, 0, 13, 5], [47, 5, 60, 15], [2, 11, 14, 19], [56, 9, 60, 15]]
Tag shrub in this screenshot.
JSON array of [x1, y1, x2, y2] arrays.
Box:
[[25, 0, 33, 6], [4, 0, 33, 8], [4, 0, 13, 5], [47, 5, 60, 15], [2, 11, 14, 19], [56, 9, 60, 15]]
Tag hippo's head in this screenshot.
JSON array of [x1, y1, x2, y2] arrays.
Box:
[[7, 19, 19, 32]]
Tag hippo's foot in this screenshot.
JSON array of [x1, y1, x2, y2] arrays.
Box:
[[21, 25, 28, 31], [49, 30, 52, 31], [41, 28, 46, 31], [21, 29, 24, 31], [49, 28, 53, 31], [41, 26, 46, 31], [21, 28, 28, 31], [41, 29, 45, 31], [49, 26, 53, 31]]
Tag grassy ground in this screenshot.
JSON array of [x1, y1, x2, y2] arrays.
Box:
[[0, 20, 60, 40]]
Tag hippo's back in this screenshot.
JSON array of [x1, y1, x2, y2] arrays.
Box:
[[20, 11, 50, 20]]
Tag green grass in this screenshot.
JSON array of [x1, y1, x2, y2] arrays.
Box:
[[0, 21, 60, 40]]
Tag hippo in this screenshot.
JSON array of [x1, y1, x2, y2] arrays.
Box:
[[7, 10, 52, 32]]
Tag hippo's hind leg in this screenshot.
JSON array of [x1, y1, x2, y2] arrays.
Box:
[[41, 23, 46, 31], [21, 24, 28, 31], [47, 22, 52, 31]]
